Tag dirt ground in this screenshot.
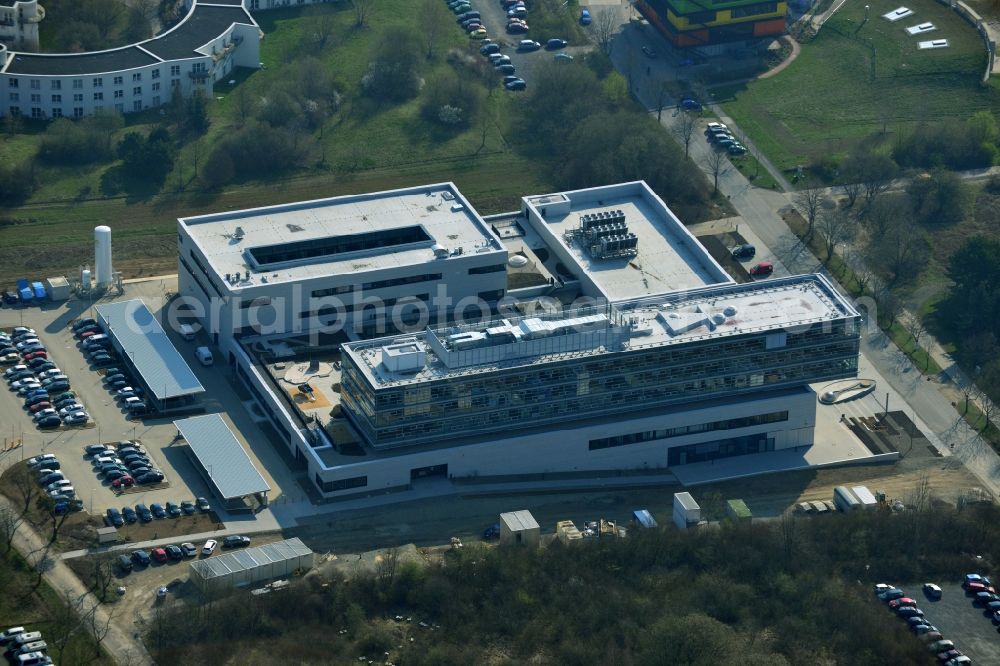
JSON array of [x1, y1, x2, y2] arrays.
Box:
[[288, 455, 986, 554]]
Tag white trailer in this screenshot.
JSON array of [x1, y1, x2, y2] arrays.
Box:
[[833, 486, 861, 512], [673, 492, 701, 529], [851, 485, 878, 511]]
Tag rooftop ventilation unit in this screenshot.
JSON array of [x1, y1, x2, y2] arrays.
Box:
[[578, 210, 638, 260], [234, 226, 245, 241]]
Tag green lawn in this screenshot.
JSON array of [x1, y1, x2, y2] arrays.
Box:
[[0, 2, 558, 285], [718, 0, 997, 174]]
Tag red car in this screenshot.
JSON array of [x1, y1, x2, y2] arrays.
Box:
[[112, 475, 134, 488], [750, 261, 774, 277], [889, 597, 916, 610], [967, 582, 987, 594], [151, 547, 168, 563], [79, 331, 97, 340], [28, 401, 52, 414], [23, 351, 47, 361]]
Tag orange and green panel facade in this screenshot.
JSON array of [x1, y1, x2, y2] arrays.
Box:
[[635, 0, 787, 48]]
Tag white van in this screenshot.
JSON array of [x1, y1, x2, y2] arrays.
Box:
[[195, 347, 213, 366], [179, 324, 196, 341]]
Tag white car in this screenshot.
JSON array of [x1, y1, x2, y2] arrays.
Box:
[[0, 353, 19, 364], [3, 364, 27, 378], [14, 339, 40, 351], [45, 480, 72, 492], [49, 488, 75, 500], [26, 454, 56, 468], [16, 383, 42, 396], [31, 408, 57, 421], [201, 539, 217, 556], [41, 375, 68, 386], [92, 456, 122, 467], [58, 404, 84, 417], [37, 368, 62, 380], [9, 378, 38, 390]]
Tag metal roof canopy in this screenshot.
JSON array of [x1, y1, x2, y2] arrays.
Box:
[[189, 537, 313, 581], [96, 299, 205, 402], [174, 414, 270, 500]]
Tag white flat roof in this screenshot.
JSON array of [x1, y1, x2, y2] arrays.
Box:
[[343, 274, 858, 387], [95, 299, 205, 401], [179, 183, 504, 289], [523, 182, 732, 301]]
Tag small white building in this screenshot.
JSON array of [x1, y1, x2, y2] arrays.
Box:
[[45, 276, 70, 301], [673, 492, 701, 529], [500, 510, 540, 547], [0, 0, 42, 52]]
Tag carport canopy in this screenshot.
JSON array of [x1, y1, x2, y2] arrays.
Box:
[[95, 299, 205, 402], [174, 414, 270, 501]]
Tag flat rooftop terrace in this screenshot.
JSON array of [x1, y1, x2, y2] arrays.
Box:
[[180, 183, 504, 288], [344, 273, 859, 388], [524, 183, 732, 301]]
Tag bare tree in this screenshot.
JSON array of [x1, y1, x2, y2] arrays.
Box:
[[656, 82, 669, 122], [592, 8, 618, 55], [702, 149, 728, 195], [10, 464, 39, 517], [792, 180, 823, 237], [305, 4, 337, 50], [908, 472, 932, 512], [905, 315, 927, 355], [873, 278, 901, 329], [841, 180, 862, 208], [376, 546, 399, 590], [0, 506, 20, 555], [85, 600, 118, 657], [417, 0, 450, 59], [816, 207, 855, 260], [351, 0, 375, 28], [864, 216, 928, 286], [48, 590, 86, 664], [672, 111, 698, 158], [972, 383, 997, 433], [230, 86, 255, 128], [90, 554, 118, 602]]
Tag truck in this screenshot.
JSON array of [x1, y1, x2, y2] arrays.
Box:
[[833, 486, 861, 512], [195, 346, 213, 366]]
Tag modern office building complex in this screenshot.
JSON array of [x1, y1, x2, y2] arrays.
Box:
[[635, 0, 787, 51], [0, 0, 43, 52], [177, 180, 861, 499], [0, 0, 259, 119]]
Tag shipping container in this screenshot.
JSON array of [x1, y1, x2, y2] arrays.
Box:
[[834, 485, 860, 512]]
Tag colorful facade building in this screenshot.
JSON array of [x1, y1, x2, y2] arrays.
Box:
[[635, 0, 787, 50]]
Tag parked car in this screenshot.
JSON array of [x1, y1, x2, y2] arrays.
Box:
[[641, 45, 657, 58], [137, 470, 164, 484], [223, 535, 251, 548], [202, 539, 217, 556], [749, 262, 774, 278], [151, 547, 168, 563], [545, 38, 568, 50], [105, 507, 124, 527], [135, 504, 153, 522], [497, 64, 516, 75], [71, 318, 97, 332], [63, 412, 89, 426], [27, 401, 52, 414], [165, 545, 183, 561], [180, 500, 196, 515], [31, 408, 56, 421], [504, 79, 527, 91], [150, 503, 166, 519], [111, 475, 134, 488], [38, 472, 64, 486], [889, 597, 917, 610], [518, 39, 540, 51], [480, 43, 500, 55], [105, 469, 128, 482], [928, 640, 954, 653], [897, 607, 924, 619], [180, 542, 197, 557], [131, 550, 151, 566], [44, 380, 69, 393], [121, 506, 138, 523], [36, 416, 61, 429], [879, 588, 905, 601], [27, 453, 57, 468], [580, 8, 591, 24], [165, 501, 182, 518], [196, 497, 211, 512], [554, 53, 574, 61]]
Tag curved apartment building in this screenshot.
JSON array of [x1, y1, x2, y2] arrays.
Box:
[[0, 0, 259, 119]]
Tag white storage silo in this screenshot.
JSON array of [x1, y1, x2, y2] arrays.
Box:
[[81, 266, 91, 291], [94, 226, 113, 288]]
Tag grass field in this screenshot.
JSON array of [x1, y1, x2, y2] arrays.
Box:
[[717, 0, 997, 174], [0, 1, 558, 285]]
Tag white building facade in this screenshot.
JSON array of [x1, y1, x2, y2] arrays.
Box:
[[176, 181, 862, 499], [0, 0, 259, 119], [0, 0, 42, 52]]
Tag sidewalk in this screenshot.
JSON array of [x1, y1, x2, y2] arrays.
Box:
[[0, 493, 153, 666]]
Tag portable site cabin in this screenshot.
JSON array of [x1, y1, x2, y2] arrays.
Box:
[[632, 509, 658, 529], [673, 492, 701, 529], [834, 486, 861, 512], [500, 510, 540, 547], [851, 485, 878, 511], [725, 499, 752, 523]]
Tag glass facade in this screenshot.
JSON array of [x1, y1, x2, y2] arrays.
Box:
[[589, 410, 788, 450], [341, 319, 859, 448]]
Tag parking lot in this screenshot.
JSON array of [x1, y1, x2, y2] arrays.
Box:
[[911, 581, 1000, 665], [0, 278, 301, 546], [469, 0, 591, 90]]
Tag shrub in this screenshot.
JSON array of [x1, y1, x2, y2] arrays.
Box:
[[37, 118, 114, 165]]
